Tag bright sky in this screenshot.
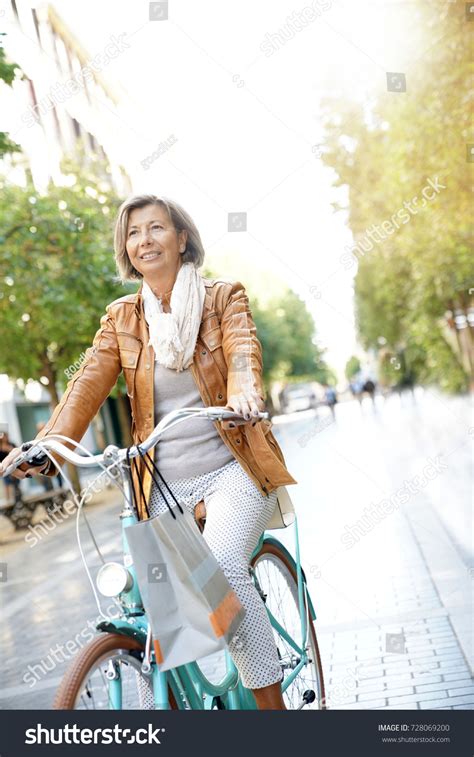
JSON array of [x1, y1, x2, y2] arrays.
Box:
[[45, 1, 424, 378]]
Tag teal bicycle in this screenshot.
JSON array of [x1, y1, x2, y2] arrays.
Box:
[[4, 407, 325, 710]]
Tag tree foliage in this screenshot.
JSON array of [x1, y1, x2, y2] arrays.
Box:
[[0, 37, 22, 157], [0, 158, 128, 403], [321, 1, 472, 392], [251, 290, 331, 389], [345, 355, 361, 380]]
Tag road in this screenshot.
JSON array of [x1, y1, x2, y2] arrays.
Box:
[[0, 388, 472, 710]]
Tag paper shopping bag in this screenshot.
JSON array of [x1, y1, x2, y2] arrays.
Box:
[[125, 503, 246, 671]]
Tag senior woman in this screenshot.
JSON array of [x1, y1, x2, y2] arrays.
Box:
[[0, 194, 297, 710]]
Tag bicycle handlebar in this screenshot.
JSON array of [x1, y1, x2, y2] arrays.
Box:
[[1, 407, 269, 477]]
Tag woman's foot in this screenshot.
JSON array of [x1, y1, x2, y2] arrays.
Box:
[[251, 681, 286, 710]]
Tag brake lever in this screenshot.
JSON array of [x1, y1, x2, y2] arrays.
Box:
[[1, 443, 48, 478]]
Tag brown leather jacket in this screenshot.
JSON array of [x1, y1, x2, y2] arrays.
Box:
[[37, 278, 297, 519]]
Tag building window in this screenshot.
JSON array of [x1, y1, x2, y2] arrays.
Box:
[[87, 132, 98, 151], [31, 8, 41, 46], [52, 108, 63, 147], [71, 117, 82, 139], [10, 0, 19, 22], [27, 79, 41, 124]]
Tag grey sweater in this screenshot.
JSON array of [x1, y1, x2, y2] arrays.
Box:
[[152, 361, 234, 480]]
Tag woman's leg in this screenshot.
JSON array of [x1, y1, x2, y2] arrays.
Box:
[[202, 462, 286, 708]]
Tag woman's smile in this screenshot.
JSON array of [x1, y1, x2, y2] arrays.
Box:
[[140, 251, 162, 261]]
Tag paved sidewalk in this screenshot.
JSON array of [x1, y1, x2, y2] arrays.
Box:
[[277, 390, 473, 710]]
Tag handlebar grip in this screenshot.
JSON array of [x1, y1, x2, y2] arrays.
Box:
[[219, 410, 269, 423]]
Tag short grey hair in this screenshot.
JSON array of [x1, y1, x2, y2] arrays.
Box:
[[114, 194, 206, 282]]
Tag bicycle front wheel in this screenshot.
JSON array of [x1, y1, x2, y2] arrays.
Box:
[[53, 633, 178, 710], [251, 540, 326, 710]]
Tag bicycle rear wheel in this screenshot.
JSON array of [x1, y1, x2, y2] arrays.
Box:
[[53, 633, 178, 710], [251, 540, 326, 710]]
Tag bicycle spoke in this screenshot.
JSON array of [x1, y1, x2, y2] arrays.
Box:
[[252, 547, 324, 710]]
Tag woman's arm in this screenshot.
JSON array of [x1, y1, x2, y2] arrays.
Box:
[[220, 281, 265, 422]]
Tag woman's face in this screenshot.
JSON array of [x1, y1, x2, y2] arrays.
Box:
[[125, 204, 187, 283]]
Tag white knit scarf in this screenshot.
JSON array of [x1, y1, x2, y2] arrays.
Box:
[[141, 262, 206, 372]]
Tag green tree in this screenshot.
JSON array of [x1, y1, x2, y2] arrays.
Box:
[[345, 355, 361, 380], [252, 290, 331, 390], [0, 37, 21, 157], [321, 1, 472, 392], [0, 162, 128, 404]]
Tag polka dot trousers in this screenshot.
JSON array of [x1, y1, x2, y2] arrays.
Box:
[[147, 458, 283, 690]]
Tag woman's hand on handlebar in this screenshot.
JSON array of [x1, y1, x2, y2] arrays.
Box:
[[222, 390, 266, 430], [0, 446, 48, 479]]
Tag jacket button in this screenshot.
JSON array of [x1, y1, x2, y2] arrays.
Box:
[[146, 364, 150, 370], [262, 486, 268, 494], [265, 477, 270, 483], [236, 439, 241, 444], [201, 350, 207, 355], [217, 393, 223, 400]]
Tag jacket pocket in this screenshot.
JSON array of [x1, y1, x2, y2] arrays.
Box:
[[200, 326, 228, 380], [117, 333, 141, 398], [200, 325, 222, 351]]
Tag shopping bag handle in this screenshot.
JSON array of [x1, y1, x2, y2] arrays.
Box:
[[135, 445, 184, 519], [126, 447, 151, 519]]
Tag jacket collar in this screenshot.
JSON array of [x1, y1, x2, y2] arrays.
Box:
[[134, 278, 213, 320]]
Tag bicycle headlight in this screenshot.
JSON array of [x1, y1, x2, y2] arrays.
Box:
[[96, 562, 133, 597]]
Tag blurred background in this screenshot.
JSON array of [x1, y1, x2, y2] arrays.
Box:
[[0, 0, 472, 711]]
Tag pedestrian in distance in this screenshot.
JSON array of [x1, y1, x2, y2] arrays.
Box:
[[0, 430, 22, 505], [324, 384, 338, 418], [363, 378, 376, 404]]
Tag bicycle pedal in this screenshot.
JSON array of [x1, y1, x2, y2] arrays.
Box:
[[296, 689, 316, 710]]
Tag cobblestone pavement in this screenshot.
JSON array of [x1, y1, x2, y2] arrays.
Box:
[[0, 388, 472, 710]]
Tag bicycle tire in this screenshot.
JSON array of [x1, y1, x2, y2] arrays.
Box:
[[53, 632, 179, 710], [251, 540, 326, 710]]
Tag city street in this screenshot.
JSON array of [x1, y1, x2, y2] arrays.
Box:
[[0, 388, 472, 710]]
